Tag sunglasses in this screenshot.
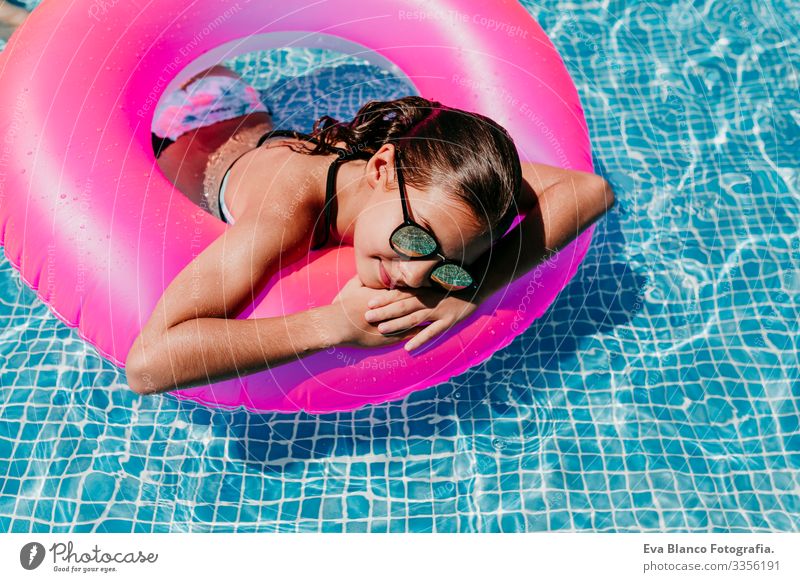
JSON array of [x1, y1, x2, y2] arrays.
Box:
[[388, 147, 477, 293]]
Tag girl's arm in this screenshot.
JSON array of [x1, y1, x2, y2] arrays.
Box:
[[471, 163, 615, 303], [124, 195, 343, 395]]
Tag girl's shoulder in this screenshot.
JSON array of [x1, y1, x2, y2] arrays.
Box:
[[231, 138, 326, 223]]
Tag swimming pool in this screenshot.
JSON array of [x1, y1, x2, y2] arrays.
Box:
[[1, 0, 798, 532]]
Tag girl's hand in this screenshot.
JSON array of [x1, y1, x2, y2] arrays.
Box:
[[330, 276, 420, 349], [363, 287, 480, 352]]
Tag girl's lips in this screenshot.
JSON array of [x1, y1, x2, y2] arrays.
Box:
[[379, 262, 393, 288]]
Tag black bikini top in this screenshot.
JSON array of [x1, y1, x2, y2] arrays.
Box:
[[254, 129, 371, 251]]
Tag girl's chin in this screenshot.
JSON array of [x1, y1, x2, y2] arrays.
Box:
[[356, 259, 381, 289], [352, 268, 380, 289], [362, 277, 384, 290], [353, 257, 387, 289]]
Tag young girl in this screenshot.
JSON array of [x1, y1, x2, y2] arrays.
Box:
[[127, 64, 614, 395]]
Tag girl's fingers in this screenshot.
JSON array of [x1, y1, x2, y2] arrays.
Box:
[[366, 295, 384, 309], [403, 320, 448, 352], [365, 297, 423, 323], [376, 310, 429, 335], [367, 288, 416, 308]]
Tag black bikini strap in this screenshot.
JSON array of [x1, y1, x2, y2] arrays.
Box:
[[314, 145, 375, 250], [256, 128, 371, 250], [256, 128, 369, 160], [256, 129, 321, 149], [313, 157, 345, 251]]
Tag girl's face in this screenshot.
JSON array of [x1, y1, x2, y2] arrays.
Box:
[[351, 145, 491, 290]]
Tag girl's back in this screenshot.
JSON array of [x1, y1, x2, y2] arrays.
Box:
[[216, 136, 338, 229]]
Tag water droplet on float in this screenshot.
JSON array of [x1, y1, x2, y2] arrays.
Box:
[[26, 150, 32, 155], [59, 194, 67, 199], [79, 224, 85, 229]]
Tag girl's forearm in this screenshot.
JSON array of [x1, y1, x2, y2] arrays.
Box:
[[125, 305, 344, 395]]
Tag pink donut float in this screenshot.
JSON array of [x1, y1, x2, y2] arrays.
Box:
[[0, 0, 594, 413]]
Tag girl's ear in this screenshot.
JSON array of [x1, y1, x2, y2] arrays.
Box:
[[367, 145, 395, 190], [372, 142, 398, 187], [365, 156, 384, 190]]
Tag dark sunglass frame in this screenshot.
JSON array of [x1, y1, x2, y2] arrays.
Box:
[[388, 147, 478, 293]]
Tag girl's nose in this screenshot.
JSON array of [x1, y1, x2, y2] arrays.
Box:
[[394, 259, 435, 288]]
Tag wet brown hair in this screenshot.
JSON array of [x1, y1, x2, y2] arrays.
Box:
[[304, 96, 522, 242]]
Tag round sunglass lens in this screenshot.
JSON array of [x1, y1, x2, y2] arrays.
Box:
[[431, 263, 473, 291], [391, 225, 437, 258]]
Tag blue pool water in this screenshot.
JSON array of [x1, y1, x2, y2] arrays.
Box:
[[1, 0, 798, 532]]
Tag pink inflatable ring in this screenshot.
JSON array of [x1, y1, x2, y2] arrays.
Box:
[[0, 0, 594, 413]]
